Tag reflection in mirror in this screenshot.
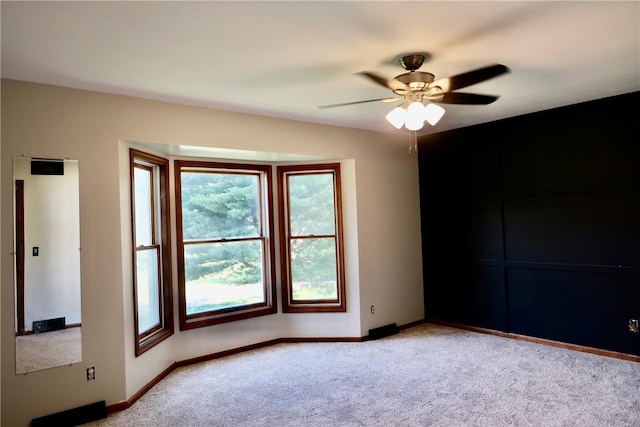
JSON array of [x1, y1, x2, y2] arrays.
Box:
[[13, 157, 82, 374]]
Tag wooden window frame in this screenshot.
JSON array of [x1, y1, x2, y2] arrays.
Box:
[[278, 163, 346, 312], [174, 160, 277, 330], [130, 149, 174, 356]]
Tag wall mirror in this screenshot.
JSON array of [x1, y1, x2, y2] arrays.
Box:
[[13, 157, 82, 374]]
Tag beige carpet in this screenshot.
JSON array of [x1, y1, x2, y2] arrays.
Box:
[[82, 323, 640, 426], [15, 327, 82, 374]]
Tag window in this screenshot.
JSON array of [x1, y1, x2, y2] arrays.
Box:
[[175, 161, 276, 329], [278, 163, 346, 312], [130, 149, 173, 356]]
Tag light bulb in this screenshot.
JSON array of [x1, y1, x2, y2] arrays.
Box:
[[385, 106, 406, 129], [424, 103, 445, 126], [405, 102, 425, 131]]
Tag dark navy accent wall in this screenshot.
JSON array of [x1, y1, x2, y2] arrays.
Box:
[[418, 91, 640, 355]]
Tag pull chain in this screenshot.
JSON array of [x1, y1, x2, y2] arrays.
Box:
[[408, 131, 418, 153]]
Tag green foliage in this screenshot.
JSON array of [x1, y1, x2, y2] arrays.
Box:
[[181, 172, 259, 240], [287, 172, 338, 298], [291, 237, 338, 299], [179, 170, 339, 298], [184, 239, 262, 284], [288, 173, 335, 236], [181, 171, 262, 284]]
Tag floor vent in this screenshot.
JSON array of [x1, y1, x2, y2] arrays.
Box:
[[32, 401, 107, 427], [33, 317, 65, 333], [368, 323, 399, 340]]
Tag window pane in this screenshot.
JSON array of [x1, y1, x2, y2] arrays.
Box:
[[288, 173, 335, 236], [184, 240, 265, 314], [134, 167, 153, 246], [290, 237, 337, 300], [131, 149, 174, 356], [136, 248, 160, 333], [181, 172, 260, 240]]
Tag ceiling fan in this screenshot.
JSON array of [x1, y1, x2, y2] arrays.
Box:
[[319, 54, 510, 139]]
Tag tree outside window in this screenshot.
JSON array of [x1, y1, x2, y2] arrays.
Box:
[[175, 161, 276, 329], [278, 163, 346, 312]]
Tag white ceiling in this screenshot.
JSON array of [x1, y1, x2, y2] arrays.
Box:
[[2, 1, 639, 136]]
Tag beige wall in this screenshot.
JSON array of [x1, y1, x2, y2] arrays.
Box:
[[1, 79, 424, 426]]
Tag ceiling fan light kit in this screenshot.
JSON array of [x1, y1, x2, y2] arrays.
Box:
[[385, 106, 407, 129], [424, 103, 446, 126], [385, 101, 446, 131], [320, 54, 510, 152]]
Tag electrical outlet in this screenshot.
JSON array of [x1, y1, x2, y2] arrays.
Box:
[[629, 319, 639, 333], [86, 366, 96, 381]]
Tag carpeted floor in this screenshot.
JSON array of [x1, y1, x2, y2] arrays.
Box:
[[15, 327, 82, 374], [82, 323, 640, 426]]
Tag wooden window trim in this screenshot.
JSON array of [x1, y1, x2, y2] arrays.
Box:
[[175, 160, 277, 330], [130, 149, 174, 356], [278, 163, 346, 313]]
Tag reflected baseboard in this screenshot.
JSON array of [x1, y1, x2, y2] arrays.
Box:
[[16, 322, 82, 337]]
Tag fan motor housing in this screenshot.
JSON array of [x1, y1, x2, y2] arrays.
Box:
[[399, 54, 427, 71], [393, 71, 435, 94]]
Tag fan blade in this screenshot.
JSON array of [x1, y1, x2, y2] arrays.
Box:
[[358, 72, 409, 92], [435, 92, 499, 105], [430, 64, 509, 92], [318, 97, 402, 109]]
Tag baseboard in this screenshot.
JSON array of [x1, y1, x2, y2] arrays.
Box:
[[107, 335, 366, 414], [428, 319, 640, 363], [16, 322, 81, 336], [398, 318, 427, 331], [108, 363, 177, 414]]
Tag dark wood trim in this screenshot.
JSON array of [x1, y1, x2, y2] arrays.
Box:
[[507, 332, 640, 362], [397, 318, 427, 331], [277, 163, 347, 313], [15, 179, 25, 335], [174, 160, 277, 330], [175, 339, 284, 367], [428, 319, 640, 363], [106, 363, 177, 414], [280, 337, 363, 343], [130, 149, 175, 357]]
